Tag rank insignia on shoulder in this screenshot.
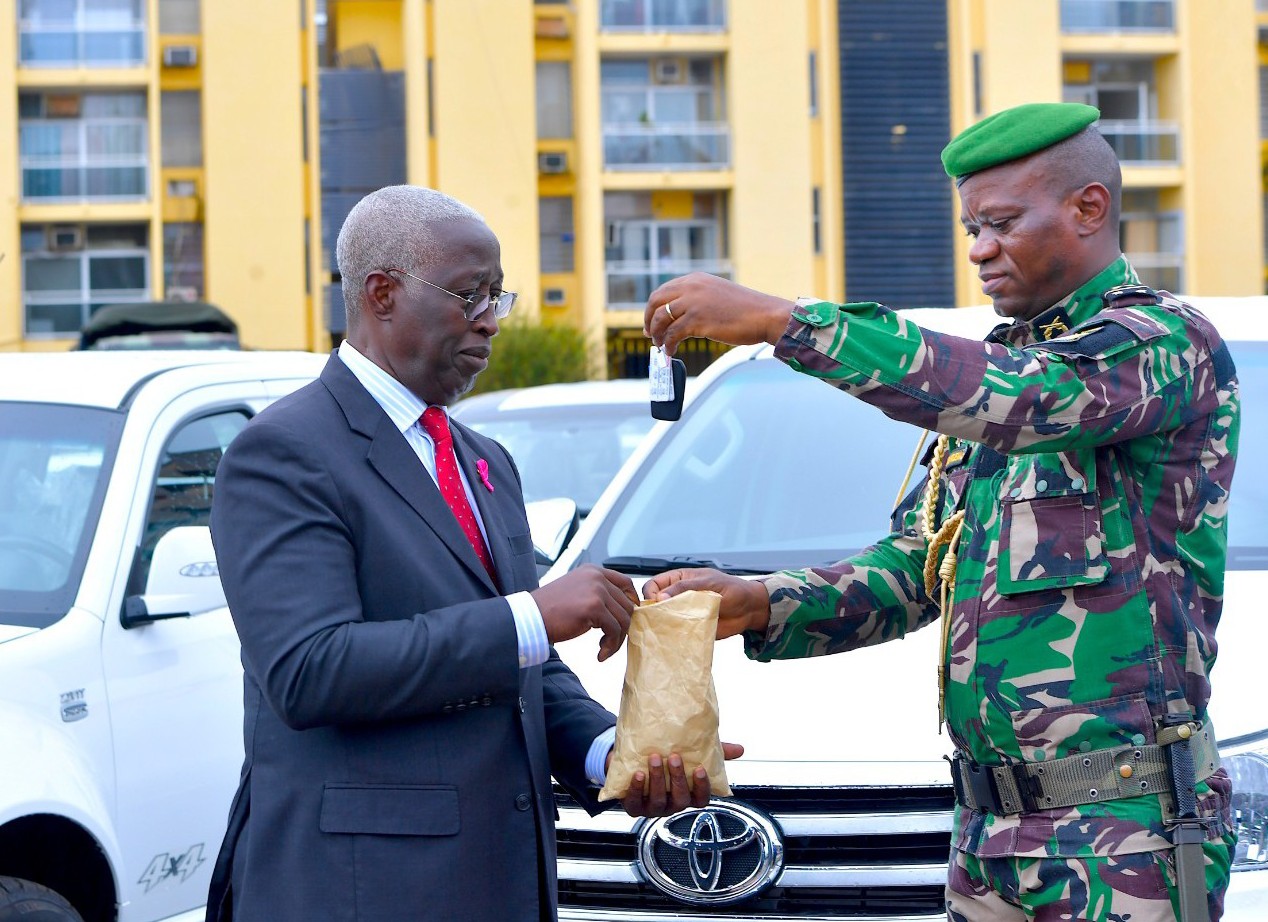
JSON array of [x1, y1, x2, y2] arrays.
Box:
[[1102, 284, 1161, 307], [1043, 323, 1103, 344], [1039, 316, 1070, 340]]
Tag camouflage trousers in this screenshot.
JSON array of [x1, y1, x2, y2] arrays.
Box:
[[945, 835, 1235, 921]]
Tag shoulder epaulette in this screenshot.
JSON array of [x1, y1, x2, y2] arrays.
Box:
[[1101, 284, 1162, 308]]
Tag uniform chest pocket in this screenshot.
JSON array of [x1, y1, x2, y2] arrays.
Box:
[[996, 451, 1109, 595]]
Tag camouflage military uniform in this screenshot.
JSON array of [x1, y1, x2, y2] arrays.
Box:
[[747, 257, 1239, 919]]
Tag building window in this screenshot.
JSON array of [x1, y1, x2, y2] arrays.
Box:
[[1059, 0, 1174, 33], [1260, 65, 1268, 140], [18, 0, 146, 67], [161, 91, 202, 167], [1064, 58, 1178, 165], [540, 197, 575, 273], [604, 191, 730, 310], [158, 0, 199, 33], [1121, 190, 1183, 293], [808, 50, 818, 117], [536, 61, 573, 139], [599, 0, 726, 31], [164, 223, 204, 301], [600, 57, 729, 170], [22, 223, 150, 337], [19, 91, 148, 201], [812, 187, 822, 255]]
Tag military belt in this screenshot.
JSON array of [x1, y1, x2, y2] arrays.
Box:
[[948, 722, 1220, 817]]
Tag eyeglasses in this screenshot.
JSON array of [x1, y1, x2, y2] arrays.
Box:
[[385, 268, 517, 322]]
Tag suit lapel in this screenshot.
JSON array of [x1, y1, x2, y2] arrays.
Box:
[[451, 425, 516, 585], [321, 357, 499, 593]]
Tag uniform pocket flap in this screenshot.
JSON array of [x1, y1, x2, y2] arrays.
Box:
[[319, 783, 460, 836]]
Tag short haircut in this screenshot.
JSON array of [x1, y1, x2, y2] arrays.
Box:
[[336, 185, 486, 326], [1039, 126, 1123, 227]]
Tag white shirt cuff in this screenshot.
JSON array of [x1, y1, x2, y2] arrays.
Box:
[[508, 591, 549, 668], [585, 725, 617, 787]]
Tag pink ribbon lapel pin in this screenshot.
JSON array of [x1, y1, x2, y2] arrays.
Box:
[[475, 458, 495, 493]]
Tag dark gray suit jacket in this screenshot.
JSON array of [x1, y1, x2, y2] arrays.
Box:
[[206, 355, 614, 921]]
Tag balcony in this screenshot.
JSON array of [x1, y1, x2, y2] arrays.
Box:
[[600, 0, 726, 32], [20, 117, 149, 201], [606, 259, 731, 310], [1097, 119, 1179, 165], [19, 6, 146, 67], [603, 123, 730, 171], [1060, 0, 1174, 32]]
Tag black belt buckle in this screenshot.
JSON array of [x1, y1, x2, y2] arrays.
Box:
[[951, 756, 1003, 814]]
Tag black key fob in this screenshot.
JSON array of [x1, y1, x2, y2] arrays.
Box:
[[650, 356, 687, 421]]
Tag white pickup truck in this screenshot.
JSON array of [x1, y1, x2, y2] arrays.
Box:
[[2, 299, 1266, 922], [0, 351, 323, 922]]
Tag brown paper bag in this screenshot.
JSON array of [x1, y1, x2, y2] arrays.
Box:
[[598, 589, 731, 801]]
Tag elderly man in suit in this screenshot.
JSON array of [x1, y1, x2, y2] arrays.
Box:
[[205, 185, 723, 921]]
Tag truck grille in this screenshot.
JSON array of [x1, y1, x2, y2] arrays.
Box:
[[555, 783, 954, 920]]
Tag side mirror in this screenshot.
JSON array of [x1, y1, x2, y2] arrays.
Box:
[[525, 497, 580, 572], [121, 526, 226, 628]]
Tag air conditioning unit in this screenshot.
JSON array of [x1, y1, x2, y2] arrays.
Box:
[[537, 151, 569, 174], [652, 58, 686, 84], [47, 225, 84, 252], [163, 44, 198, 68], [543, 287, 567, 307]]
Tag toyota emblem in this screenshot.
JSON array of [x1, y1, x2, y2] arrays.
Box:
[[636, 801, 783, 905]]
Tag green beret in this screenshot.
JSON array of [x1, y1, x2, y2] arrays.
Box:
[[941, 102, 1100, 181]]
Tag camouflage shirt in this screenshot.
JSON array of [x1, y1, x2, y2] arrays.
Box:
[[750, 257, 1240, 858]]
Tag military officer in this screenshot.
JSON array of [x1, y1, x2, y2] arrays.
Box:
[[641, 103, 1239, 921]]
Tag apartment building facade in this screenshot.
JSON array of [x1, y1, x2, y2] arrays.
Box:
[[1, 0, 1262, 370]]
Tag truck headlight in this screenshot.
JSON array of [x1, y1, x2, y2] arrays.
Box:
[[1222, 731, 1268, 871]]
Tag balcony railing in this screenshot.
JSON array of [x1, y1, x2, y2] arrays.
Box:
[[1060, 0, 1174, 32], [1125, 255, 1182, 293], [606, 260, 731, 310], [1097, 119, 1179, 165], [600, 0, 726, 32], [19, 23, 146, 67], [603, 123, 730, 170], [20, 117, 149, 200]]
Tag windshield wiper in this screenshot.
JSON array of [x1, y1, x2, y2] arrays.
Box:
[[601, 555, 769, 576]]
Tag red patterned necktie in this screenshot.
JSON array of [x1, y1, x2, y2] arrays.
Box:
[[420, 407, 497, 582]]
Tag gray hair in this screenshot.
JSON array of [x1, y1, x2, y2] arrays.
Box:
[[336, 185, 486, 325]]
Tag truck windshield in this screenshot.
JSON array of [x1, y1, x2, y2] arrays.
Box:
[[590, 339, 1267, 574], [0, 403, 123, 628]]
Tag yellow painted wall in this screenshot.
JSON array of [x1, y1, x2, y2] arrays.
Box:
[[0, 0, 20, 350], [1177, 1, 1262, 294], [729, 0, 814, 298], [402, 0, 432, 186], [572, 0, 606, 372], [202, 2, 309, 349], [811, 0, 844, 303], [331, 1, 404, 71], [950, 0, 1063, 306], [432, 0, 540, 323]]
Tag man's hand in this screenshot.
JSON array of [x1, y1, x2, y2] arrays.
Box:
[[643, 272, 796, 356], [642, 568, 772, 640], [614, 744, 746, 817], [531, 565, 638, 661]]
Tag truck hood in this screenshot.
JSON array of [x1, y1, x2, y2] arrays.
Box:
[[0, 624, 38, 645]]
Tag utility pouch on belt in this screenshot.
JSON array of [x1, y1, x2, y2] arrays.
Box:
[[948, 720, 1219, 817]]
